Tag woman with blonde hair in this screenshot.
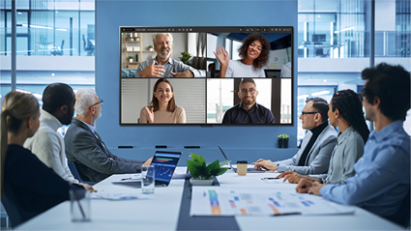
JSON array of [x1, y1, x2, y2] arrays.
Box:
[[0, 91, 93, 227], [140, 78, 186, 123]]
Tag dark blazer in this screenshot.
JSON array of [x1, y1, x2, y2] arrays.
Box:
[[2, 145, 76, 227], [65, 118, 143, 182]]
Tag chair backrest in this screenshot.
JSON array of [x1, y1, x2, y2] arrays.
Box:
[[68, 162, 97, 186], [2, 188, 23, 228], [385, 189, 410, 228]]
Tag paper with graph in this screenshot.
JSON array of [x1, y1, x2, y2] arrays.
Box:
[[190, 187, 355, 216]]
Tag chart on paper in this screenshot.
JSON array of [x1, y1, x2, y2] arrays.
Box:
[[190, 187, 355, 216]]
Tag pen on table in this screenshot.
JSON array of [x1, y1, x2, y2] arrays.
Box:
[[261, 177, 281, 180], [121, 178, 132, 181]]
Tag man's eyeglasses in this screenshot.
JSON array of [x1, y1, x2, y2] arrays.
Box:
[[240, 88, 256, 94], [90, 99, 103, 108], [301, 111, 318, 116]]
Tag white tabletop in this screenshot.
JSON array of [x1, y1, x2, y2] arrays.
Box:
[[16, 168, 403, 230]]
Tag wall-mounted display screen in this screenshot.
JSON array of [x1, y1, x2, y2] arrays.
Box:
[[119, 27, 293, 125]]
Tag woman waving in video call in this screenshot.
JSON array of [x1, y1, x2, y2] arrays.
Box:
[[214, 33, 270, 77], [140, 78, 186, 124]]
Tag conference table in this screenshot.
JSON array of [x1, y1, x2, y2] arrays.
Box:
[[16, 167, 403, 230]]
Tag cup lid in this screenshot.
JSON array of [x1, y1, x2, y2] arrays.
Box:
[[236, 160, 248, 164]]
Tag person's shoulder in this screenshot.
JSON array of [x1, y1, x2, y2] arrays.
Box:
[[257, 103, 270, 111], [386, 128, 410, 152], [229, 60, 243, 67], [175, 106, 185, 113], [349, 129, 365, 144], [139, 58, 153, 66], [140, 106, 149, 114], [324, 124, 338, 137], [65, 120, 91, 139], [32, 125, 57, 138], [226, 103, 241, 113], [7, 145, 35, 162]]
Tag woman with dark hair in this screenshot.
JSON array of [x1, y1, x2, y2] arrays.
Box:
[[140, 78, 186, 123], [214, 33, 270, 77], [279, 89, 370, 184]]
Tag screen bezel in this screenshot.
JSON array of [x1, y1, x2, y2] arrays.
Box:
[[119, 26, 294, 127]]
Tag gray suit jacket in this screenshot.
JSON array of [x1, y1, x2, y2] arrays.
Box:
[[277, 124, 338, 175], [65, 118, 143, 182]]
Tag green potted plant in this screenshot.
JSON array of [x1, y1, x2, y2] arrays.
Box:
[[179, 51, 191, 65], [128, 56, 133, 63], [148, 45, 153, 51], [277, 134, 290, 148], [187, 153, 229, 186]]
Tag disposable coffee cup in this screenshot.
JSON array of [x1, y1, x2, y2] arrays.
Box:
[[236, 160, 248, 176]]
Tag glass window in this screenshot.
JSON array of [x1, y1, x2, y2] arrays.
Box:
[[297, 86, 336, 144], [30, 11, 54, 56], [80, 0, 95, 11], [30, 0, 54, 10], [225, 38, 231, 58], [55, 11, 79, 56], [232, 40, 242, 60], [207, 33, 217, 58], [207, 79, 234, 124], [17, 0, 30, 10], [80, 11, 95, 56], [55, 0, 79, 10], [281, 79, 292, 124]]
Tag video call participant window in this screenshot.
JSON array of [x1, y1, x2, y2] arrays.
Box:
[[121, 78, 206, 124], [207, 78, 292, 125], [207, 32, 292, 78], [120, 30, 206, 78]]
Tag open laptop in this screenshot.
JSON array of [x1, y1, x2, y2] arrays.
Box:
[[218, 146, 265, 173], [112, 151, 182, 188]]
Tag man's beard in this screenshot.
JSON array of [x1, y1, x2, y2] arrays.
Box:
[[242, 98, 256, 106], [158, 48, 171, 59]]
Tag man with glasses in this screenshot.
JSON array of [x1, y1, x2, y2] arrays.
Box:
[[65, 88, 152, 182], [222, 78, 275, 124], [253, 97, 337, 174], [296, 63, 410, 227]]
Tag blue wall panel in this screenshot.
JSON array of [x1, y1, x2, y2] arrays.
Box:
[[96, 0, 299, 162]]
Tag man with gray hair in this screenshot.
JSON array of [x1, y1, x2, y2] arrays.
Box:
[[135, 33, 204, 77], [65, 88, 152, 182]]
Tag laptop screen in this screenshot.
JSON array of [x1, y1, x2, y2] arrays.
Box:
[[148, 152, 181, 184]]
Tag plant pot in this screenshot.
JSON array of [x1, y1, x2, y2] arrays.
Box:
[[129, 59, 133, 63], [148, 48, 153, 51], [278, 138, 289, 148], [190, 178, 214, 186]]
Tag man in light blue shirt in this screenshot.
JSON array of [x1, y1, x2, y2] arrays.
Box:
[[296, 63, 410, 226], [135, 33, 204, 77]]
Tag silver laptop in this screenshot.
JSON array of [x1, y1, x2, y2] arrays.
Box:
[[218, 146, 265, 173]]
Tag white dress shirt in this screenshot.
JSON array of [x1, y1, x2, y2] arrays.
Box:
[[24, 109, 79, 183]]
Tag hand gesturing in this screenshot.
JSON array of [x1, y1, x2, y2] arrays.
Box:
[[213, 46, 229, 67], [144, 107, 154, 123], [140, 60, 165, 77]]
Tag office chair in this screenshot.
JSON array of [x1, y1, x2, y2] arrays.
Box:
[[82, 34, 95, 56], [384, 189, 410, 228], [68, 162, 97, 186]]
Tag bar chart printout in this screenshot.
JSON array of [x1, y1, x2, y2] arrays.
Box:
[[190, 187, 355, 216]]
